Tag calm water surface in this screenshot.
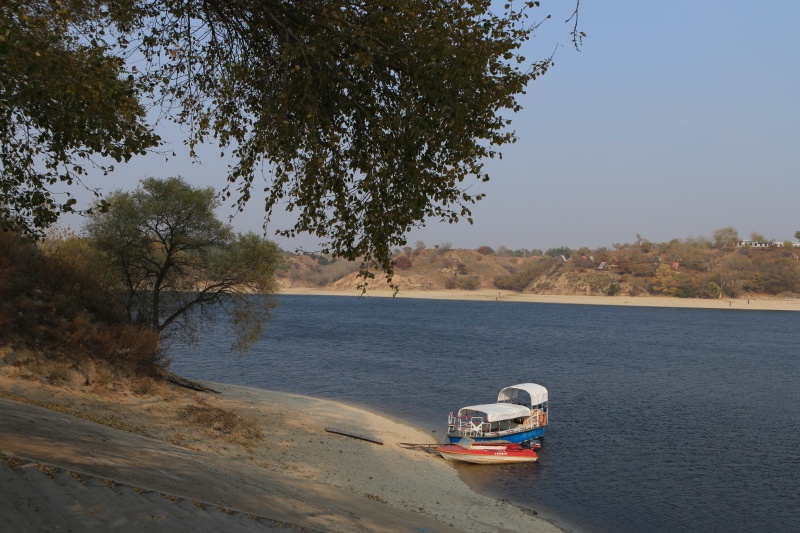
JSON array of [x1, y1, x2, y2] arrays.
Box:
[[169, 295, 800, 533]]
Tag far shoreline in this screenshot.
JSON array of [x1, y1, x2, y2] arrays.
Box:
[[279, 287, 800, 312]]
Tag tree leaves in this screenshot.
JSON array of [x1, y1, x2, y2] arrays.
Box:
[[83, 177, 279, 351], [1, 0, 159, 237], [3, 0, 551, 287]]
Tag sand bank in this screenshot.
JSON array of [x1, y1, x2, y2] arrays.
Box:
[[211, 382, 564, 532], [0, 368, 565, 533], [281, 287, 800, 311]]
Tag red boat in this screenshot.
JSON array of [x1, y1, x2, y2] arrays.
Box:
[[437, 438, 538, 464]]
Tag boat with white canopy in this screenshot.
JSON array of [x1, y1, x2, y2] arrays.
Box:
[[446, 383, 549, 444]]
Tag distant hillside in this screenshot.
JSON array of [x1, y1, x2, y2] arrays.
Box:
[[277, 242, 800, 299]]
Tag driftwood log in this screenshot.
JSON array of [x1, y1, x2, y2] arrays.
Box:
[[325, 427, 383, 445], [162, 371, 220, 393]]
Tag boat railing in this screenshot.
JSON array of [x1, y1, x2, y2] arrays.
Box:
[[448, 410, 547, 438], [447, 414, 488, 437]]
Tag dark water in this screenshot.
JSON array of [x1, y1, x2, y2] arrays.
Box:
[[168, 295, 800, 533]]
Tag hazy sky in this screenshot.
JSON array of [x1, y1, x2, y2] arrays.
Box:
[[67, 0, 799, 253]]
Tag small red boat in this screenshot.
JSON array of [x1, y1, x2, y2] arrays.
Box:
[[437, 438, 538, 464]]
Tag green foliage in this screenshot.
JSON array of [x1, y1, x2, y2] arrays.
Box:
[[83, 177, 279, 351], [758, 256, 800, 294], [713, 227, 739, 248], [496, 246, 533, 257], [455, 275, 480, 290], [0, 0, 159, 237], [545, 247, 572, 258], [312, 254, 336, 266], [2, 0, 553, 287], [606, 282, 620, 296], [673, 276, 698, 298], [649, 265, 679, 296], [704, 282, 721, 299]]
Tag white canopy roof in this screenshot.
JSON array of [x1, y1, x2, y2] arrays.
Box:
[[457, 403, 531, 422], [497, 383, 548, 406]]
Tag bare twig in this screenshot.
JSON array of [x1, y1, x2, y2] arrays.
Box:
[[565, 0, 584, 51]]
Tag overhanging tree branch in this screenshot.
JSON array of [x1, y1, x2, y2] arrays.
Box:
[[3, 0, 580, 287]]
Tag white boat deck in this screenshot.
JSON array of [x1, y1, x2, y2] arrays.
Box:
[[446, 408, 547, 439]]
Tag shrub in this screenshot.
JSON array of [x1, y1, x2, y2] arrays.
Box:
[[0, 232, 162, 376], [545, 246, 572, 258], [493, 257, 552, 292], [674, 277, 698, 298], [179, 405, 263, 445], [704, 282, 721, 299], [394, 255, 413, 270], [627, 277, 648, 296], [493, 275, 512, 290], [456, 275, 481, 290]]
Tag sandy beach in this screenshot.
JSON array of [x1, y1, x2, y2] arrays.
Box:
[[280, 287, 800, 311], [0, 365, 565, 533]]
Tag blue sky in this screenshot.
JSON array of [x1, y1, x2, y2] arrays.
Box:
[[67, 0, 799, 252]]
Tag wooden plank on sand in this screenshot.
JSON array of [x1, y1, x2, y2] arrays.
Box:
[[325, 427, 383, 445]]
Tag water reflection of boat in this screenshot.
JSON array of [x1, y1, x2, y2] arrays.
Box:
[[446, 383, 549, 444], [437, 438, 539, 464]]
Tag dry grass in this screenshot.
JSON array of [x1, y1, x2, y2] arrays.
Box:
[[2, 456, 26, 470], [34, 463, 59, 478], [0, 384, 151, 435], [68, 471, 86, 484], [1, 351, 269, 462], [130, 376, 168, 396], [0, 232, 163, 376], [179, 404, 263, 445]]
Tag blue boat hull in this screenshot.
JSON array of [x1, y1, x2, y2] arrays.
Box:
[[447, 427, 545, 444]]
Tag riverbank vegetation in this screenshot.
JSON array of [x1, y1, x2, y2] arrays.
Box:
[[0, 229, 162, 383], [278, 230, 800, 299], [83, 177, 280, 352], [1, 178, 281, 383]]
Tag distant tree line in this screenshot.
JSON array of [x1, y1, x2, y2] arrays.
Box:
[[279, 227, 800, 298], [492, 229, 800, 297]]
